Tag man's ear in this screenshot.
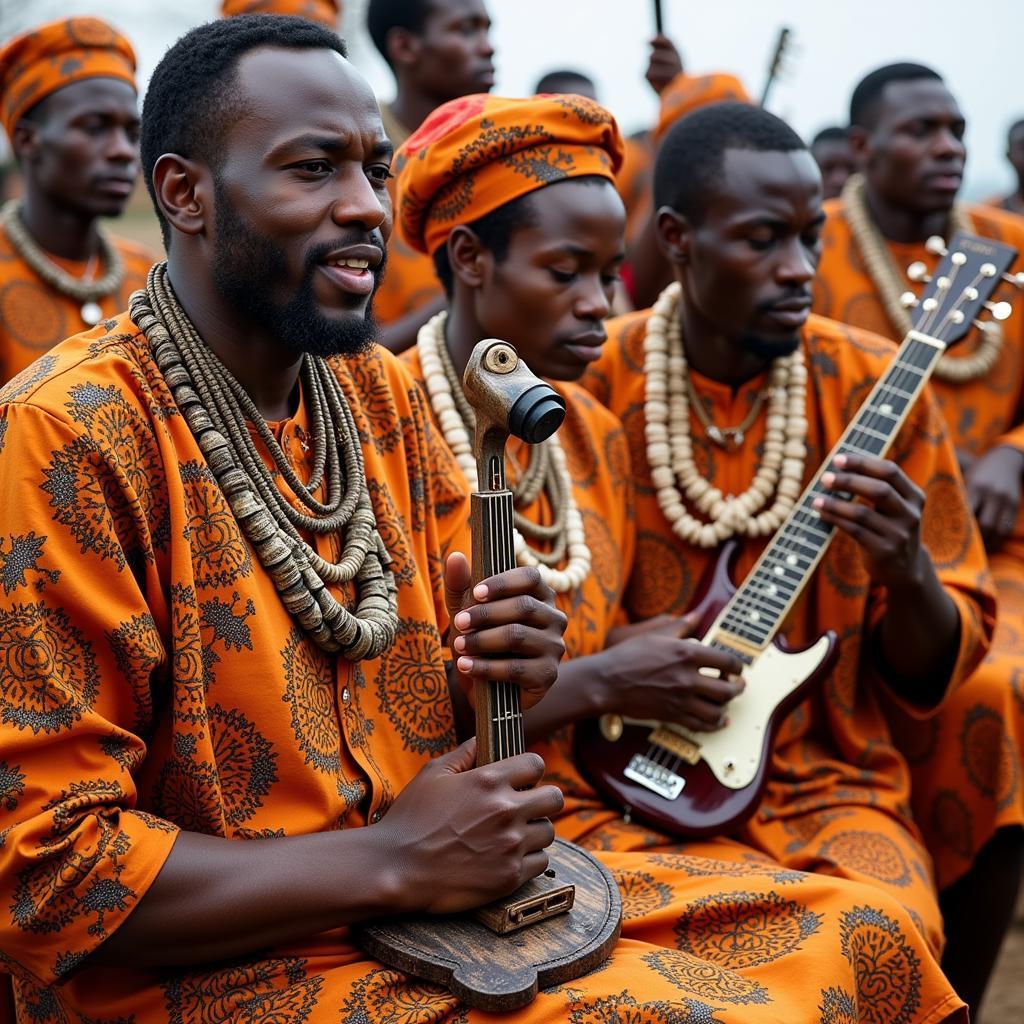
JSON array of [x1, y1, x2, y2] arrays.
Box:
[[10, 118, 40, 163], [655, 205, 692, 265], [847, 125, 870, 165], [386, 26, 422, 73], [152, 153, 211, 239], [447, 226, 490, 289]]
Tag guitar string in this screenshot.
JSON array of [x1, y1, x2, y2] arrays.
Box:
[[641, 282, 978, 778]]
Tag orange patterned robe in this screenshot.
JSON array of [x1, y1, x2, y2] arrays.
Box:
[[0, 319, 969, 1022], [616, 133, 655, 247], [583, 311, 996, 955], [814, 200, 1024, 888], [0, 225, 153, 383]]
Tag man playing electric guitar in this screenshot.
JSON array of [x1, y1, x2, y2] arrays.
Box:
[[583, 101, 996, 961]]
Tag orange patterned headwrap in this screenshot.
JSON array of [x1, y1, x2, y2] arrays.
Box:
[[220, 0, 342, 26], [0, 17, 136, 139], [654, 72, 751, 142], [395, 93, 625, 256]]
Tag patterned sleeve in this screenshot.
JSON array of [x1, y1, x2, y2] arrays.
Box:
[[0, 402, 179, 987], [406, 382, 471, 636], [867, 387, 997, 716]]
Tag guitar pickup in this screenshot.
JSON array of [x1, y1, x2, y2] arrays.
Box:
[[624, 754, 685, 800], [648, 727, 702, 765]]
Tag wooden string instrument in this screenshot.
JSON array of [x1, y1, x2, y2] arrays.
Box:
[[575, 232, 1019, 839], [358, 340, 621, 1011]]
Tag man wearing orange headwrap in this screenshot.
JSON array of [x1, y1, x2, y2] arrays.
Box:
[[391, 91, 974, 1024], [221, 0, 341, 27], [0, 17, 155, 385], [812, 62, 1024, 1020], [365, 0, 495, 354]]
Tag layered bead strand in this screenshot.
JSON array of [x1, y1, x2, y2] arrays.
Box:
[[644, 282, 808, 549]]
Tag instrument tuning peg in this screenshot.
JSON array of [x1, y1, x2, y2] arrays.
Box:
[[1002, 271, 1024, 289], [899, 291, 919, 309], [985, 300, 1013, 322], [925, 235, 948, 256], [906, 261, 931, 283]]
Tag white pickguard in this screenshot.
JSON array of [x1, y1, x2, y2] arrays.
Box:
[[621, 634, 833, 790]]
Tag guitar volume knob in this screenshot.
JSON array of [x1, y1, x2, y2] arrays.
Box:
[[600, 714, 624, 742]]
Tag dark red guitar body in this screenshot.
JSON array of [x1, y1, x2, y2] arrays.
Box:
[[574, 542, 838, 838]]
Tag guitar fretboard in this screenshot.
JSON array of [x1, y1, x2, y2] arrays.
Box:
[[711, 331, 944, 655]]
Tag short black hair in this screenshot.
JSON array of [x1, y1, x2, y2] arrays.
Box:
[[1008, 118, 1024, 144], [366, 0, 432, 67], [654, 102, 806, 222], [432, 192, 538, 297], [811, 126, 849, 148], [534, 69, 596, 96], [849, 62, 943, 129], [141, 15, 346, 246]]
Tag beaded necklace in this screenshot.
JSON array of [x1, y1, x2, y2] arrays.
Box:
[[643, 282, 808, 549], [417, 312, 591, 593], [842, 173, 1003, 383], [1, 200, 123, 326], [131, 262, 399, 658]]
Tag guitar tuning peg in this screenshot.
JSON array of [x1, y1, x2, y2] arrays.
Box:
[[985, 300, 1013, 322], [1002, 271, 1024, 289], [900, 291, 919, 308], [907, 261, 931, 283], [925, 235, 948, 256]]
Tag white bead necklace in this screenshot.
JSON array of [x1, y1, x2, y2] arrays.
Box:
[[417, 312, 592, 593], [842, 173, 1003, 384], [644, 282, 809, 549]]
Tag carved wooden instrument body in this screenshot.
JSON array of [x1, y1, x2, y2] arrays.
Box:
[[576, 232, 1019, 839], [359, 340, 621, 1011]]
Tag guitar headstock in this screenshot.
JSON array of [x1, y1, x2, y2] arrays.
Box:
[[904, 232, 1020, 346]]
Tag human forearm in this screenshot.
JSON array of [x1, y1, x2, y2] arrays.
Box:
[[96, 826, 404, 967], [523, 653, 609, 745], [877, 550, 961, 707]]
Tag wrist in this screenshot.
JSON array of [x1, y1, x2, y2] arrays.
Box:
[[348, 823, 420, 918]]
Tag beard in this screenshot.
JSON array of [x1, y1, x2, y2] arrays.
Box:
[[735, 331, 802, 360], [209, 182, 385, 359]]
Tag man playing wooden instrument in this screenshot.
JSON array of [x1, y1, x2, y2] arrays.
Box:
[[0, 15, 573, 1020], [812, 63, 1024, 1017], [584, 101, 996, 969], [393, 90, 979, 1023], [0, 17, 155, 385]]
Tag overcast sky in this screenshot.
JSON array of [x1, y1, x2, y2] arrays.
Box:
[[3, 0, 1021, 200]]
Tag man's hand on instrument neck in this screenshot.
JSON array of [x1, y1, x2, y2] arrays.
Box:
[[962, 445, 1024, 552], [444, 552, 568, 712], [813, 452, 960, 705]]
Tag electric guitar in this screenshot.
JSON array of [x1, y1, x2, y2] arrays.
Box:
[[358, 340, 621, 1011], [574, 232, 1019, 839]]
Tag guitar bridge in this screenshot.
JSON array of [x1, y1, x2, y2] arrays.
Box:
[[623, 754, 685, 800]]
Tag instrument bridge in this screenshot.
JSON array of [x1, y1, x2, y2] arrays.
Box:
[[624, 753, 685, 800]]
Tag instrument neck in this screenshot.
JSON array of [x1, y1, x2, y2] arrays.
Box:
[[471, 487, 524, 765], [708, 329, 946, 660]]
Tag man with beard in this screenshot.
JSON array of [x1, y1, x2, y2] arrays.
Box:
[[393, 90, 981, 1024], [585, 101, 995, 974], [811, 63, 1024, 1018], [366, 0, 495, 354], [0, 17, 155, 384], [0, 16, 573, 1021]]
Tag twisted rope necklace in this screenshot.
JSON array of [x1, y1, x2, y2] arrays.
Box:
[[417, 311, 591, 593], [1, 200, 123, 325], [644, 282, 808, 549], [131, 262, 399, 658], [842, 173, 1002, 383]]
